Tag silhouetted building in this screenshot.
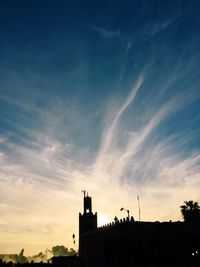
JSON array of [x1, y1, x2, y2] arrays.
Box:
[[79, 194, 200, 267], [79, 191, 97, 256]]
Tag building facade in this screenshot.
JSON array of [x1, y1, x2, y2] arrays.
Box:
[[79, 194, 200, 267]]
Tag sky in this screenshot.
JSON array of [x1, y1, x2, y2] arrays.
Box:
[[0, 0, 200, 255]]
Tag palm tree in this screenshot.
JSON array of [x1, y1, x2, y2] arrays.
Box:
[[180, 200, 200, 222]]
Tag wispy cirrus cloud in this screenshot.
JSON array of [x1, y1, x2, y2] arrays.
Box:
[[0, 0, 200, 257], [89, 24, 120, 38], [0, 136, 7, 143], [0, 66, 200, 254], [143, 15, 180, 37]]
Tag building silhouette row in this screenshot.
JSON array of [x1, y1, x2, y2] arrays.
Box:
[[78, 193, 200, 267], [1, 193, 200, 267]]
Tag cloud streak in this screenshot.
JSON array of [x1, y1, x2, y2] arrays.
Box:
[[89, 24, 120, 38], [0, 68, 200, 255], [0, 0, 200, 256], [143, 16, 180, 37]]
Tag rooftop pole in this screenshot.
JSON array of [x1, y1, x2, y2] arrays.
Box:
[[137, 195, 141, 221]]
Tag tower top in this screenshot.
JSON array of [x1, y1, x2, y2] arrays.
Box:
[[79, 192, 97, 254], [82, 191, 92, 214], [82, 190, 86, 198], [81, 190, 89, 198]]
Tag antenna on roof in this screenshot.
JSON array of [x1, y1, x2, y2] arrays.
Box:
[[81, 190, 86, 198], [137, 195, 141, 221]]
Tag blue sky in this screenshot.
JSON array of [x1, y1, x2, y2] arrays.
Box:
[[0, 0, 200, 255]]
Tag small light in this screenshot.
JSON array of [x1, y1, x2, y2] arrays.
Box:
[[192, 253, 195, 256]]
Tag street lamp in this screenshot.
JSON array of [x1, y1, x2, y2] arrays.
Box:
[[120, 207, 130, 220], [72, 233, 75, 245]]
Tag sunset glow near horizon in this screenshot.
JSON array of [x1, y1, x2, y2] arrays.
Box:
[[0, 1, 200, 256]]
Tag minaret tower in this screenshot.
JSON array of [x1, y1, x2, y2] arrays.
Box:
[[79, 191, 97, 255]]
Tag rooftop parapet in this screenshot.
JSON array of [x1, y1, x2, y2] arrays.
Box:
[[98, 216, 135, 231]]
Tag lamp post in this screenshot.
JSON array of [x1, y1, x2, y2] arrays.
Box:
[[120, 207, 130, 220], [72, 233, 75, 245]]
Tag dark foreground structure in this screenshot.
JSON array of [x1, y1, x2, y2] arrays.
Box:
[[79, 193, 200, 267], [1, 194, 199, 267]]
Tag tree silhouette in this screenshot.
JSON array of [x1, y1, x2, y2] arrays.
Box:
[[16, 249, 28, 263], [51, 245, 69, 256], [51, 245, 76, 257], [180, 200, 200, 222]]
